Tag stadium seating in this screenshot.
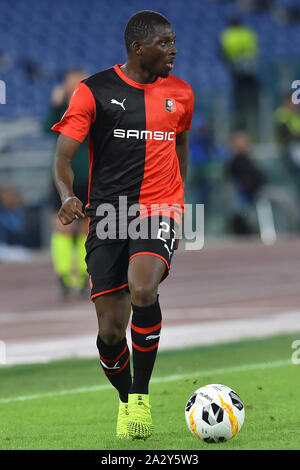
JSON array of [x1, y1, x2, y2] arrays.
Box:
[[1, 0, 300, 118]]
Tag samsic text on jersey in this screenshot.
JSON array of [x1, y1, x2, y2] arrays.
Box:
[[52, 64, 194, 221]]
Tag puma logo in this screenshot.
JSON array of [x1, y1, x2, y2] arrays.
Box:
[[100, 359, 120, 370], [111, 98, 126, 110], [146, 334, 161, 341]]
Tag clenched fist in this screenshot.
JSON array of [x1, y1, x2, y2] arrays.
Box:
[[58, 196, 85, 225]]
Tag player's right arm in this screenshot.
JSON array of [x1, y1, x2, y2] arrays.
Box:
[[53, 134, 84, 225], [51, 80, 96, 225]]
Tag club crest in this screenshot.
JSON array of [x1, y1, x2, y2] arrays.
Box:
[[165, 98, 176, 113]]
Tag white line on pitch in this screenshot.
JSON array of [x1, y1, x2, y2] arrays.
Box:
[[0, 358, 292, 405]]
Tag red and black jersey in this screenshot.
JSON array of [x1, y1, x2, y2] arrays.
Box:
[[52, 64, 194, 222]]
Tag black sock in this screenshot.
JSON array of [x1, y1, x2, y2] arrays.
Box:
[[130, 297, 162, 395], [96, 335, 132, 403]]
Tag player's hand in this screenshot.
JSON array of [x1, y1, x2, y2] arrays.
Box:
[[58, 196, 85, 225]]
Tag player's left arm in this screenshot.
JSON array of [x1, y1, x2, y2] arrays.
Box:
[[175, 130, 189, 248], [176, 129, 189, 193]]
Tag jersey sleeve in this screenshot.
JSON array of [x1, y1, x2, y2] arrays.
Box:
[[176, 84, 194, 135], [51, 82, 96, 143]]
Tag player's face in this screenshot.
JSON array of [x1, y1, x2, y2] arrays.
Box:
[[140, 24, 177, 78]]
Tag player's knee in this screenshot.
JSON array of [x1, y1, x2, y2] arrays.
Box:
[[97, 311, 126, 345], [99, 323, 125, 345], [129, 283, 157, 307]]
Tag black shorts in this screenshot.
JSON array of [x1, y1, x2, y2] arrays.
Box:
[[85, 215, 179, 301]]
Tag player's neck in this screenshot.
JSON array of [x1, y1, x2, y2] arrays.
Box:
[[120, 62, 158, 85]]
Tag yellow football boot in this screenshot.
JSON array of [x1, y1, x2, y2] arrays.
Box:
[[127, 394, 153, 440], [116, 400, 129, 439]]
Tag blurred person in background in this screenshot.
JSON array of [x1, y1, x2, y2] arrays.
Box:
[[0, 186, 36, 261], [220, 17, 260, 135], [43, 68, 89, 298], [188, 118, 214, 208], [226, 130, 265, 234], [274, 93, 300, 202], [226, 130, 300, 236], [0, 186, 26, 246], [188, 116, 228, 213]]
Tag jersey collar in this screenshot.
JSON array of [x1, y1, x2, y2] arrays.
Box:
[[113, 64, 164, 89]]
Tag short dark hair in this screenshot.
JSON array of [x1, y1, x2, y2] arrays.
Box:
[[124, 10, 171, 53]]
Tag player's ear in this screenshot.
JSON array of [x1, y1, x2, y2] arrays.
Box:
[[131, 41, 143, 56]]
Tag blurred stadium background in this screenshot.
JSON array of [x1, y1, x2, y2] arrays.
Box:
[[1, 0, 300, 365]]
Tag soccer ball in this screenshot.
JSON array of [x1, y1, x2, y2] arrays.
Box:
[[185, 383, 245, 443]]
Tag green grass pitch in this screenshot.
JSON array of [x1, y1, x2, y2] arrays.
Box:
[[0, 333, 299, 450]]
